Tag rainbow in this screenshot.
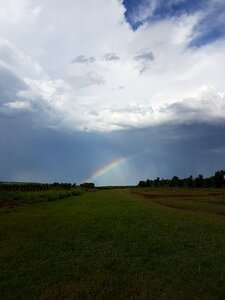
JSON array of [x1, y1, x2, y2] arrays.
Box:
[[84, 157, 128, 183]]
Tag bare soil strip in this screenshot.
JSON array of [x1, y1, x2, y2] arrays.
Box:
[[134, 192, 225, 217], [0, 201, 14, 209]]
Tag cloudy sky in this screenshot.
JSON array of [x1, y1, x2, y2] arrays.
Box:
[[1, 0, 225, 185]]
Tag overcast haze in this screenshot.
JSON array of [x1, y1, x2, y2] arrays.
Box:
[[1, 0, 225, 185]]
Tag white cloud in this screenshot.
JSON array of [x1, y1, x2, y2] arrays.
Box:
[[0, 0, 42, 23], [0, 0, 225, 131], [5, 101, 32, 110]]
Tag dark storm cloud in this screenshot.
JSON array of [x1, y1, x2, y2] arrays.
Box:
[[104, 53, 120, 61], [0, 116, 115, 183], [109, 123, 225, 182], [1, 111, 225, 185], [71, 55, 95, 64]]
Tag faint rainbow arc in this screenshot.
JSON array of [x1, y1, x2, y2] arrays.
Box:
[[83, 157, 128, 183]]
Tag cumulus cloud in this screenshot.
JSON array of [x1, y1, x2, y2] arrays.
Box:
[[0, 0, 225, 132], [68, 88, 225, 131], [5, 101, 32, 110]]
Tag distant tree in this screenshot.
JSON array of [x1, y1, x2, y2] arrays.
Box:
[[186, 176, 194, 188], [194, 174, 204, 188], [138, 181, 146, 187], [154, 177, 161, 187], [214, 170, 225, 188], [204, 177, 213, 188], [160, 178, 166, 187], [171, 176, 179, 187], [146, 179, 151, 187], [80, 182, 95, 189]]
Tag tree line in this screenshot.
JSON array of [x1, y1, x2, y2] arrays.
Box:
[[138, 170, 225, 188], [0, 182, 77, 192]]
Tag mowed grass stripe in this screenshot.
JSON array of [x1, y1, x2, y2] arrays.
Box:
[[1, 189, 225, 299]]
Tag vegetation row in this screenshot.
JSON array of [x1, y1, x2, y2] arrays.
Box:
[[138, 170, 225, 188]]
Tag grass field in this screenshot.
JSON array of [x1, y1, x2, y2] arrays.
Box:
[[1, 188, 225, 299]]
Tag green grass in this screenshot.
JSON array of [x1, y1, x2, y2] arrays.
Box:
[[1, 188, 225, 299]]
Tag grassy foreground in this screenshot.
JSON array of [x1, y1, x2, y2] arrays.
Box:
[[1, 188, 225, 299]]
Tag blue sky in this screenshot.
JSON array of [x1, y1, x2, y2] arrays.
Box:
[[123, 0, 225, 46], [123, 0, 208, 28], [0, 0, 225, 185]]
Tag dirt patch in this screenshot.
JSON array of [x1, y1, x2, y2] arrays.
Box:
[[133, 192, 225, 199], [133, 192, 225, 217], [156, 202, 195, 211], [134, 193, 192, 199], [133, 192, 196, 210], [136, 196, 198, 213], [0, 201, 14, 209]]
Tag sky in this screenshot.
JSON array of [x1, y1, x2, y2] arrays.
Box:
[[0, 0, 225, 185]]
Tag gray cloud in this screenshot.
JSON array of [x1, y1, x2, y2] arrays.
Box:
[[134, 50, 155, 73], [111, 85, 124, 91], [161, 94, 225, 124], [134, 50, 154, 62], [0, 64, 33, 118], [71, 55, 95, 64], [0, 63, 27, 104], [104, 53, 120, 61], [164, 101, 202, 116], [0, 64, 63, 126], [0, 40, 18, 66]]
